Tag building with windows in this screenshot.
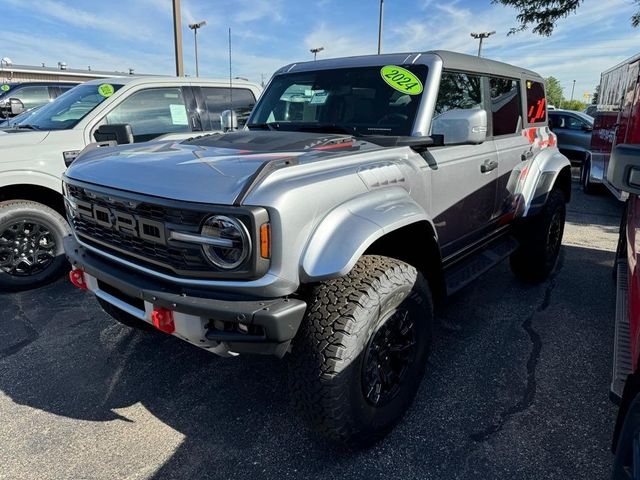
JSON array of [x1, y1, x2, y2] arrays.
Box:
[[0, 62, 138, 84]]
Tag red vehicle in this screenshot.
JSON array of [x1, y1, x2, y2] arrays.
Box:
[[582, 53, 640, 196], [605, 53, 640, 479]]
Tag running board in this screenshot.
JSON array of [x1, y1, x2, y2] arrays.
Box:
[[444, 236, 518, 296], [611, 258, 632, 404]]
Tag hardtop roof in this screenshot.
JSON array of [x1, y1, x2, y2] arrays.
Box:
[[275, 50, 543, 81]]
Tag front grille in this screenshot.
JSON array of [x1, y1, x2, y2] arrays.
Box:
[[66, 184, 222, 277]]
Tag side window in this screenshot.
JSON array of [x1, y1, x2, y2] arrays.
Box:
[[15, 85, 51, 110], [433, 72, 483, 117], [526, 80, 547, 124], [201, 87, 256, 130], [490, 77, 522, 136], [566, 116, 586, 130], [104, 87, 191, 142]]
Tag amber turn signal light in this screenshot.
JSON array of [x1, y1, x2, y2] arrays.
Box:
[[260, 223, 271, 259]]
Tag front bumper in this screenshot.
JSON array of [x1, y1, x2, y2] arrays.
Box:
[[65, 236, 307, 357]]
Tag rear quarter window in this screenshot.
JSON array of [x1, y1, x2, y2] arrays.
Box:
[[526, 80, 547, 124]]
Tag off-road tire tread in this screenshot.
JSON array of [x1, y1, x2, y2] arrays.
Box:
[[289, 255, 432, 445]]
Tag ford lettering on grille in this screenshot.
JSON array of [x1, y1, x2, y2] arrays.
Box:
[[73, 198, 167, 245]]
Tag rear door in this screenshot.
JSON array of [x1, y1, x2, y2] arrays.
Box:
[[490, 76, 530, 221], [198, 86, 257, 131]]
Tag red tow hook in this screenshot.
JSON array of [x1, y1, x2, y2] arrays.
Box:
[[152, 307, 175, 334], [69, 268, 87, 290]]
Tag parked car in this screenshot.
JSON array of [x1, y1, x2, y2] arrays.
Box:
[[0, 76, 261, 290], [548, 109, 593, 164], [583, 53, 640, 195], [607, 145, 640, 479], [63, 50, 571, 445], [0, 81, 77, 119]]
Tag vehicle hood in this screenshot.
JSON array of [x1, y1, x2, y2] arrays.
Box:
[[65, 131, 382, 204], [0, 129, 50, 148]]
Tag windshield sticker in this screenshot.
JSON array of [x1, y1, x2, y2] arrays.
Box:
[[97, 83, 115, 97], [169, 104, 189, 125], [380, 66, 423, 95], [310, 91, 329, 105], [0, 84, 10, 92]]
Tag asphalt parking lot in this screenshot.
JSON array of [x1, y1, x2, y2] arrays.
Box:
[[0, 172, 624, 480]]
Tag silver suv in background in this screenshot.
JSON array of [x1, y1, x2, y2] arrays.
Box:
[[0, 77, 261, 290], [64, 51, 570, 445]]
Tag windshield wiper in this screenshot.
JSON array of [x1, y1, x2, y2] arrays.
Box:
[[15, 124, 40, 130], [286, 123, 359, 136]]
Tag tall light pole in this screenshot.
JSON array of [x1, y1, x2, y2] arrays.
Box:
[[470, 31, 496, 57], [377, 0, 384, 54], [172, 0, 184, 76], [570, 79, 576, 102], [188, 20, 207, 77], [310, 47, 324, 61]]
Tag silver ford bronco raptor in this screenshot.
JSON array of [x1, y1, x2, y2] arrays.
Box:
[[63, 51, 571, 445]]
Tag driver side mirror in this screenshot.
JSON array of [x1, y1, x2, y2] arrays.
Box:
[[582, 124, 593, 132], [94, 124, 134, 145], [9, 98, 24, 116], [607, 144, 640, 195], [431, 108, 487, 145], [221, 110, 238, 132]]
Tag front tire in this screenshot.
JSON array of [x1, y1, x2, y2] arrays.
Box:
[[289, 255, 433, 446], [510, 189, 566, 283], [0, 200, 70, 291]]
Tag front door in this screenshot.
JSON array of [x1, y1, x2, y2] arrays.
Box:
[[426, 71, 498, 258]]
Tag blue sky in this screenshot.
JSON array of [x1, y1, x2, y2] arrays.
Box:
[[2, 0, 640, 100]]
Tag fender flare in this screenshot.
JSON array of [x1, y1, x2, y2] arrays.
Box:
[[300, 186, 436, 282], [523, 149, 572, 216]]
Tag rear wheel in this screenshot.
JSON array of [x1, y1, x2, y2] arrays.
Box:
[[510, 189, 566, 283], [0, 200, 70, 291], [289, 255, 433, 446], [581, 158, 596, 195]]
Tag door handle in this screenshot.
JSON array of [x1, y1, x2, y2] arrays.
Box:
[[480, 159, 498, 173]]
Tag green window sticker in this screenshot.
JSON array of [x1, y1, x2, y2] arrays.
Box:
[[0, 84, 10, 92], [380, 66, 423, 95], [97, 83, 115, 98]]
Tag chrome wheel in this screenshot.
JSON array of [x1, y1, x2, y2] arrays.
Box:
[[0, 220, 57, 276]]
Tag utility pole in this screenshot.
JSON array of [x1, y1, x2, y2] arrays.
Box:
[[470, 31, 496, 57], [172, 0, 184, 76], [570, 79, 576, 102], [188, 20, 207, 77], [377, 0, 384, 54], [310, 47, 324, 61]]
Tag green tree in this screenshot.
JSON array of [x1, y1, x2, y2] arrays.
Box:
[[545, 76, 564, 107], [493, 0, 640, 35], [561, 99, 587, 111]]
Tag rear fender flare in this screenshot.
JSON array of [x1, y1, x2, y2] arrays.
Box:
[[300, 187, 435, 282], [522, 149, 571, 216]]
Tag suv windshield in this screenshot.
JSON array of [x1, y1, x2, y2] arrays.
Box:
[[22, 83, 123, 131], [248, 65, 428, 137]]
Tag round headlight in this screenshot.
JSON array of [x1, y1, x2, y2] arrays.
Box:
[[200, 215, 250, 270]]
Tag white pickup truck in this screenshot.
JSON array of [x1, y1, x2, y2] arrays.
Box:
[[0, 76, 262, 290]]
